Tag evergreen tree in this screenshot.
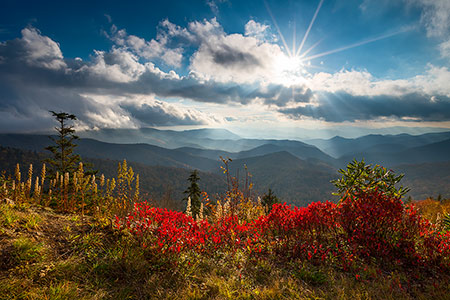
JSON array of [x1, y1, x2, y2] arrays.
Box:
[[262, 188, 279, 212], [183, 170, 201, 217], [331, 159, 409, 200], [44, 111, 81, 177]]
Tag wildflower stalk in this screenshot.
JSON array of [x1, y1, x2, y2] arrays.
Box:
[[186, 197, 192, 217]]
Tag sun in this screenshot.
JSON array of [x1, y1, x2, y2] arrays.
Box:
[[274, 54, 307, 85], [266, 0, 406, 88]]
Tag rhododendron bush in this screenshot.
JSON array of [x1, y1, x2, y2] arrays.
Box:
[[115, 190, 450, 272]]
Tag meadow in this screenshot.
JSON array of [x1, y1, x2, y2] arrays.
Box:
[[1, 160, 450, 299]]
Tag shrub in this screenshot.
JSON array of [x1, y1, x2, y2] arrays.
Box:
[[331, 159, 410, 199], [116, 190, 450, 272]]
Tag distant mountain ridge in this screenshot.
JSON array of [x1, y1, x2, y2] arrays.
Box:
[[1, 128, 450, 204], [176, 141, 335, 164], [307, 131, 450, 158], [0, 134, 219, 171], [338, 137, 450, 167], [78, 128, 241, 149]]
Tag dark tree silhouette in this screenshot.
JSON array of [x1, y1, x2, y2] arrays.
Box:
[[183, 170, 202, 217], [45, 111, 81, 177], [262, 188, 279, 212]]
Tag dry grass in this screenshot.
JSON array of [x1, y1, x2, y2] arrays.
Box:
[[1, 158, 450, 299], [1, 202, 450, 300]]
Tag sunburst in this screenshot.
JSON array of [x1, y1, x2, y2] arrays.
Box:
[[264, 0, 409, 90]]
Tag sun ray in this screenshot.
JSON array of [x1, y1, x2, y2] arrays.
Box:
[[296, 0, 324, 57], [303, 28, 410, 61], [292, 19, 296, 57], [300, 37, 324, 58], [264, 0, 292, 57]]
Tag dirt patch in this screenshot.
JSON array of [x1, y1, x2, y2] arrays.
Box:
[[0, 241, 17, 273]]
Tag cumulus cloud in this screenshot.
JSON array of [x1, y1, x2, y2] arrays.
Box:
[[244, 20, 275, 41], [107, 18, 289, 85], [106, 20, 192, 68], [0, 27, 221, 131], [1, 18, 450, 132], [80, 48, 146, 82], [0, 27, 66, 70], [276, 66, 450, 122], [307, 66, 450, 97], [189, 19, 284, 83], [122, 98, 222, 126]]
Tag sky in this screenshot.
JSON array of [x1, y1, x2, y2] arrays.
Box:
[[0, 0, 449, 139]]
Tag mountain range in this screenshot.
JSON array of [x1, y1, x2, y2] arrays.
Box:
[[0, 128, 449, 205]]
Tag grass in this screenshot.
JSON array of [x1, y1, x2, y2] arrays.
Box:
[[12, 236, 44, 263], [1, 201, 450, 299], [0, 203, 20, 227]]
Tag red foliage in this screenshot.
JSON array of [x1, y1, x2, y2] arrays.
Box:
[[115, 191, 450, 271]]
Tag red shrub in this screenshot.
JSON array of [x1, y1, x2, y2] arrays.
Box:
[[116, 192, 450, 271]]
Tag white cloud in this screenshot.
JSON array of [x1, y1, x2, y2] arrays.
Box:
[[408, 0, 450, 37], [279, 65, 450, 122], [189, 19, 284, 83], [188, 17, 223, 41], [121, 96, 223, 126], [12, 27, 67, 70], [307, 66, 450, 97], [439, 40, 450, 59], [107, 18, 285, 84], [78, 48, 146, 82], [244, 20, 272, 41], [160, 19, 193, 40], [107, 21, 187, 68], [206, 0, 228, 15], [83, 105, 137, 130], [1, 21, 450, 130]]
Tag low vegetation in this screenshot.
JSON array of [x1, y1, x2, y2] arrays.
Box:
[[1, 158, 450, 299]]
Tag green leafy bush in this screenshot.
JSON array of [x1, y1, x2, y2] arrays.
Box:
[[331, 159, 410, 200], [444, 213, 450, 231]]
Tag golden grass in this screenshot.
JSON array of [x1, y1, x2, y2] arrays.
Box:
[[1, 202, 450, 299]]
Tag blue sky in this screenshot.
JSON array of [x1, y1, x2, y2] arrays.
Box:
[[0, 0, 449, 138]]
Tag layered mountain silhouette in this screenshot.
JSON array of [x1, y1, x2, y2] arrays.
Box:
[[78, 128, 241, 149], [307, 132, 450, 159], [1, 128, 449, 203]]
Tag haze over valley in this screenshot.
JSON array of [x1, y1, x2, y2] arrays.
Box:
[[1, 127, 449, 206]]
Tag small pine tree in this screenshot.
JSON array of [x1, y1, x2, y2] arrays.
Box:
[[262, 188, 279, 212], [183, 170, 201, 218], [405, 195, 413, 204], [45, 111, 81, 177]]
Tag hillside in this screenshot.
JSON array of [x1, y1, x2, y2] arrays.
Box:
[[224, 151, 338, 205], [0, 134, 219, 171], [0, 146, 335, 206], [339, 138, 450, 168], [1, 188, 449, 299], [1, 137, 450, 299], [2, 130, 450, 203], [395, 161, 450, 200], [0, 146, 226, 210]]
